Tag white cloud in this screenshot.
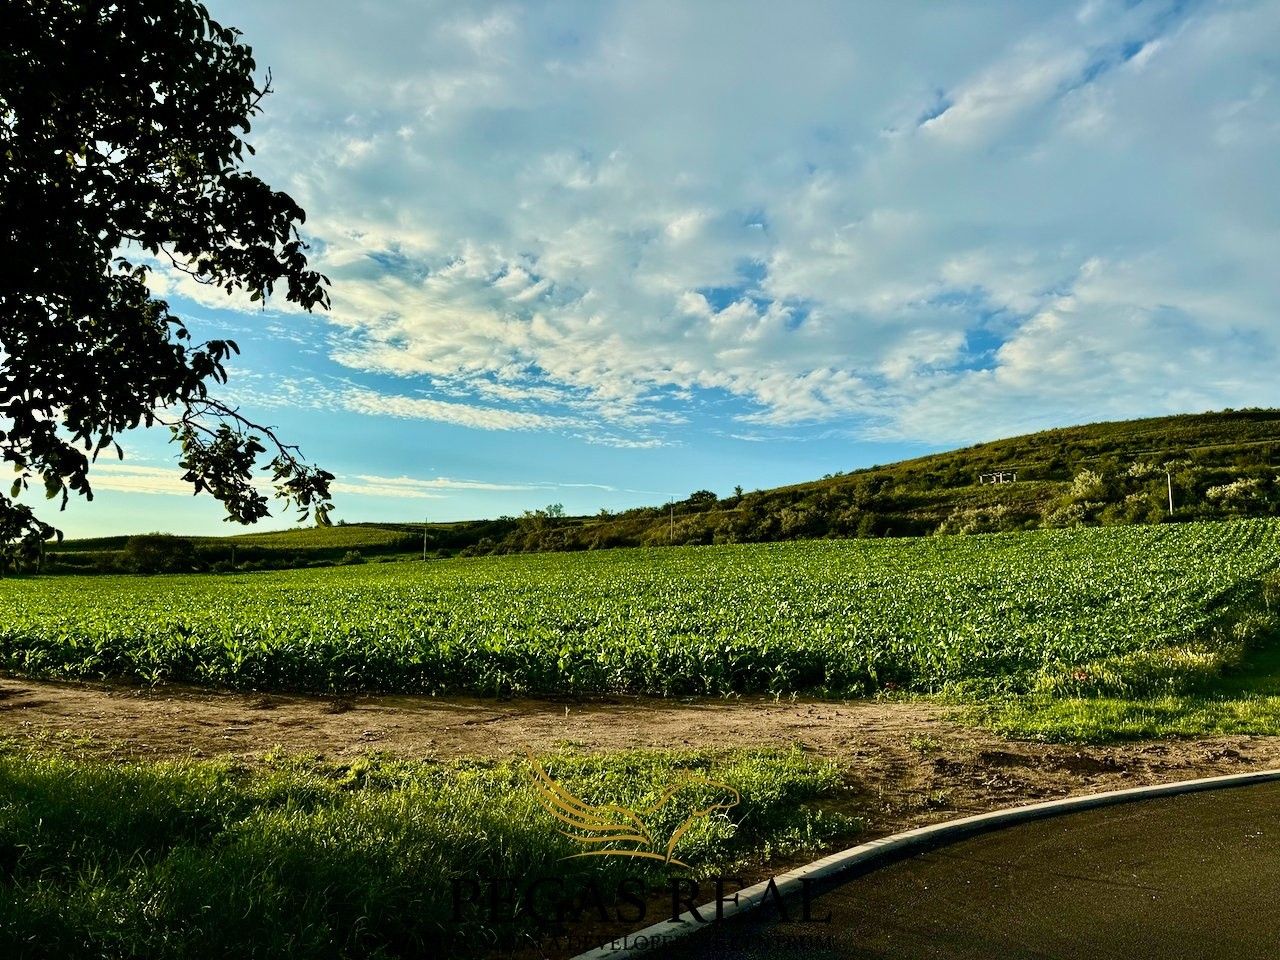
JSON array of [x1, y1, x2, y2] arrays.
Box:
[[331, 473, 535, 498], [340, 387, 578, 431], [199, 0, 1280, 448], [89, 464, 195, 497], [917, 44, 1087, 144], [336, 136, 377, 167], [88, 462, 556, 501]]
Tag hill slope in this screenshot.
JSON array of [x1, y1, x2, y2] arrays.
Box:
[[492, 407, 1280, 552]]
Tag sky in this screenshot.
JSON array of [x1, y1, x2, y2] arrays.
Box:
[[52, 0, 1280, 537]]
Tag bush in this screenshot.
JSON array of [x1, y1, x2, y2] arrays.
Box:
[[120, 535, 197, 574], [936, 503, 1014, 536]]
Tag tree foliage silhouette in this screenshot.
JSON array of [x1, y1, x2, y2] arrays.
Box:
[[1, 0, 334, 567]]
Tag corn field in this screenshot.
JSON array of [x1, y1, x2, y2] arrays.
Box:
[[2, 518, 1277, 697]]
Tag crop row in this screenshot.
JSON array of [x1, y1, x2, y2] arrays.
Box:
[[2, 518, 1278, 697]]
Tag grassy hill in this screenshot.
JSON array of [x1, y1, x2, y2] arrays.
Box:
[[43, 519, 520, 574], [41, 408, 1280, 573], [487, 407, 1280, 553]]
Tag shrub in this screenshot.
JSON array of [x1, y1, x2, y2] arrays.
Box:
[[121, 535, 197, 574]]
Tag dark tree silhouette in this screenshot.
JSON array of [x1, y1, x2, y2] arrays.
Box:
[[1, 0, 334, 566]]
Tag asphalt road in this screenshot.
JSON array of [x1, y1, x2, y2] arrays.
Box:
[[658, 780, 1280, 960]]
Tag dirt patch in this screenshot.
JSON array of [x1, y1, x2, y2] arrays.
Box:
[[0, 676, 949, 760], [4, 674, 1280, 843]]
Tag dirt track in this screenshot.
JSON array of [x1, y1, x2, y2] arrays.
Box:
[[5, 676, 1280, 837]]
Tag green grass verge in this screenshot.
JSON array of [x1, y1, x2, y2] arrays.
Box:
[[0, 743, 857, 959], [971, 595, 1280, 741], [972, 693, 1280, 742]]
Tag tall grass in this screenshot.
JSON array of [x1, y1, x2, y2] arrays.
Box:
[[0, 744, 855, 958]]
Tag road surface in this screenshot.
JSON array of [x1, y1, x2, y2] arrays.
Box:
[[659, 780, 1280, 959]]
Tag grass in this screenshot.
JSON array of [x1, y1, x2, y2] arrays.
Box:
[[47, 524, 418, 554], [907, 733, 945, 753], [0, 742, 856, 959], [208, 525, 415, 550], [975, 694, 1280, 741], [973, 607, 1280, 741]]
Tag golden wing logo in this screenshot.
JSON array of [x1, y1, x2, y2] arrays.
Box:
[[527, 754, 740, 869]]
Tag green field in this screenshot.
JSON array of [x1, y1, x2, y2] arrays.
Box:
[[4, 518, 1278, 700], [0, 743, 851, 958], [41, 522, 427, 575], [46, 524, 417, 554], [202, 525, 414, 550]]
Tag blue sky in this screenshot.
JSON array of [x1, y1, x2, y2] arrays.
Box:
[[55, 0, 1280, 536]]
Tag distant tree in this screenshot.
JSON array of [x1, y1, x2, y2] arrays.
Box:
[[855, 513, 882, 539], [121, 534, 196, 574], [733, 485, 744, 499], [686, 490, 718, 508], [515, 504, 567, 551], [460, 536, 496, 557], [1, 0, 334, 562]]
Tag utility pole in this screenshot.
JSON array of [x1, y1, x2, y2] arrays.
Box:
[[422, 516, 428, 561], [1166, 469, 1175, 516], [669, 502, 674, 544]]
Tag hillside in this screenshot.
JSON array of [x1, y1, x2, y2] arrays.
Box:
[[41, 408, 1280, 572], [479, 407, 1280, 553]]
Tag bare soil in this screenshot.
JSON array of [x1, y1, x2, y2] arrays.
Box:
[[4, 675, 1280, 839]]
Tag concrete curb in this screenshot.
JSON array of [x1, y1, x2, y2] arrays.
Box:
[[570, 767, 1280, 960]]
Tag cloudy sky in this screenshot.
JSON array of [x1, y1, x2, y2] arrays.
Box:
[[66, 0, 1280, 535]]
